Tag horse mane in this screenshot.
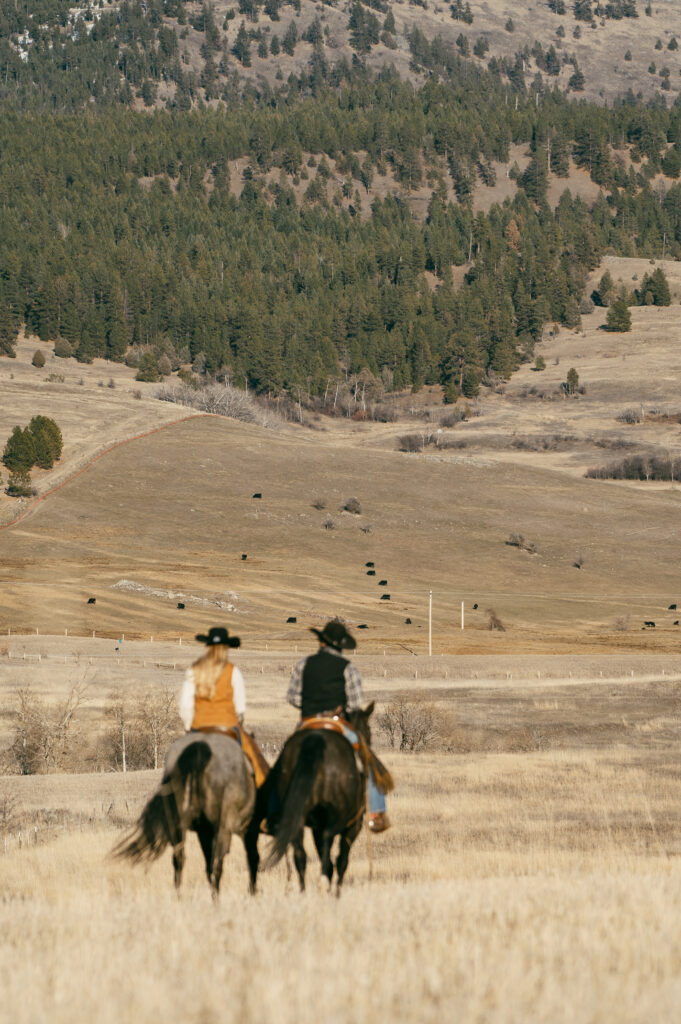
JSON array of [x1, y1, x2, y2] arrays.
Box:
[[192, 645, 232, 699]]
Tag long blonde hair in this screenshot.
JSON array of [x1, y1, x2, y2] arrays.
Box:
[[192, 645, 232, 699]]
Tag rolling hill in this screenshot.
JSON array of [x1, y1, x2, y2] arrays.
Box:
[[3, 259, 681, 654]]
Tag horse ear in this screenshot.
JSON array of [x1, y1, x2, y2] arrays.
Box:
[[363, 700, 375, 718]]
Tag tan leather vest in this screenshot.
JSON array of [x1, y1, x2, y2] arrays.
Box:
[[192, 663, 239, 730]]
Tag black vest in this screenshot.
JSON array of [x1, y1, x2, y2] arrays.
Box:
[[301, 650, 349, 717]]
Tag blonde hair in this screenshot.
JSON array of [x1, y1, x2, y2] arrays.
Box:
[[192, 645, 232, 699]]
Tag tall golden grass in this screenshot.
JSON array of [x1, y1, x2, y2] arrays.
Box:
[[2, 742, 681, 1023]]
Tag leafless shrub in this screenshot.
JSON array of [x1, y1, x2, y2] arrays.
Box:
[[613, 615, 630, 632], [323, 516, 337, 530], [342, 496, 362, 514], [156, 382, 279, 429], [440, 408, 465, 428], [368, 404, 398, 422], [376, 697, 440, 751], [506, 533, 538, 554], [107, 378, 116, 389], [0, 782, 21, 835], [586, 454, 681, 481], [437, 438, 468, 449], [311, 496, 327, 510], [617, 407, 643, 424], [398, 433, 424, 452], [360, 523, 372, 533], [592, 438, 636, 450], [6, 683, 89, 774], [573, 554, 585, 569], [487, 608, 506, 631], [131, 389, 142, 399]]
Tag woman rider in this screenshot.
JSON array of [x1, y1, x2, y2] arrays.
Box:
[[179, 626, 268, 788]]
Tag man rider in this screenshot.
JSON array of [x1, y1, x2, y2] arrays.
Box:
[[286, 619, 390, 833]]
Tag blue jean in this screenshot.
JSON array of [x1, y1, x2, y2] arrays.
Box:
[[340, 725, 386, 814]]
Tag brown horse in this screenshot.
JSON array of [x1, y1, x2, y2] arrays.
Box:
[[246, 704, 375, 894], [113, 732, 259, 896]]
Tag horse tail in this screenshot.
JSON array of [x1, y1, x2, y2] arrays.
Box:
[[266, 733, 325, 869], [111, 741, 212, 864]]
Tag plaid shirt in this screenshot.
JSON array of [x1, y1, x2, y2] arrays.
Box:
[[287, 646, 364, 713]]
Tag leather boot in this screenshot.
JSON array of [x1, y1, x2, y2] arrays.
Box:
[[368, 811, 390, 833]]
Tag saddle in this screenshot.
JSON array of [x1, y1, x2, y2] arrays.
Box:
[[298, 714, 394, 796], [191, 725, 269, 788]]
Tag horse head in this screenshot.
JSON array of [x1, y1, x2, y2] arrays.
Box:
[[347, 701, 374, 744]]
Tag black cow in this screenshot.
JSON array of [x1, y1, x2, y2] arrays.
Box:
[[287, 616, 297, 623], [242, 554, 248, 560], [378, 580, 388, 586], [358, 624, 368, 629], [252, 493, 262, 499], [405, 617, 412, 625], [177, 602, 185, 609], [365, 562, 374, 568], [669, 604, 677, 610], [473, 603, 478, 610], [87, 597, 96, 605], [380, 594, 391, 601], [644, 621, 656, 628], [367, 570, 376, 576]]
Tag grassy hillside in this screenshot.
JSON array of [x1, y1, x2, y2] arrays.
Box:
[[4, 254, 681, 651]]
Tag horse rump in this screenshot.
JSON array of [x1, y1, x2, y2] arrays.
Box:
[[112, 740, 212, 864], [265, 733, 326, 869]]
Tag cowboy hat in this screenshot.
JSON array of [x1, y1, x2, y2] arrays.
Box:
[[310, 620, 356, 651], [195, 626, 241, 647]]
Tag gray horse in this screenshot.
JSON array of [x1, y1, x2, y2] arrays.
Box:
[[113, 733, 259, 896]]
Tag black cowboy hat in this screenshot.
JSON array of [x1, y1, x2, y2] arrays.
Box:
[[195, 626, 241, 648], [310, 620, 356, 651]]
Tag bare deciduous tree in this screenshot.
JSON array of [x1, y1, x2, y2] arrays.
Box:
[[8, 682, 89, 774], [377, 697, 439, 752]]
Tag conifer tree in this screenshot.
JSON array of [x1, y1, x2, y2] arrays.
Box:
[[3, 427, 36, 473], [606, 298, 632, 331]]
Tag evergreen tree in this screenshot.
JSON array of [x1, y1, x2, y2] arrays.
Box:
[[3, 427, 36, 473], [565, 367, 579, 393], [28, 416, 63, 468], [606, 298, 632, 331], [232, 22, 252, 66]]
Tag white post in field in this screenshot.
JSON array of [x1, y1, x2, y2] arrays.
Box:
[[461, 601, 464, 630], [428, 589, 432, 657]]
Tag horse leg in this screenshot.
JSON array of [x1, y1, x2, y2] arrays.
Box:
[[312, 826, 334, 890], [244, 823, 260, 895], [172, 835, 185, 892], [210, 829, 231, 899], [335, 821, 362, 895], [196, 819, 216, 888], [292, 832, 307, 892]]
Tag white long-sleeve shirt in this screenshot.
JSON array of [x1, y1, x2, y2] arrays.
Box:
[[179, 664, 247, 731]]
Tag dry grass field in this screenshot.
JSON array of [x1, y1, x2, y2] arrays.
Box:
[[2, 644, 681, 1023], [3, 252, 681, 1017]]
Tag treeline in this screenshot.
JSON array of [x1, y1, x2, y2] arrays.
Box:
[[2, 56, 681, 396]]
